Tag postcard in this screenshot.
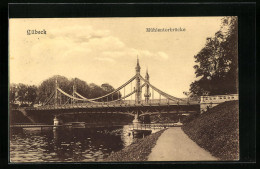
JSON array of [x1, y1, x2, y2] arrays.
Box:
[[9, 17, 239, 162]]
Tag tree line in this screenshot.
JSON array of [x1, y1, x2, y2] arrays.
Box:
[[9, 75, 119, 107], [189, 16, 238, 97]]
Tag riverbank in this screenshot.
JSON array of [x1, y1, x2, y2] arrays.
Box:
[[104, 129, 166, 161], [182, 100, 239, 160]]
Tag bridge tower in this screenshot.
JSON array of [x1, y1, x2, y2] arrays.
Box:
[[144, 68, 151, 103], [72, 79, 76, 104], [54, 78, 58, 107], [135, 57, 142, 104]]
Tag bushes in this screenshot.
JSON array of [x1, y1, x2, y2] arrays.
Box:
[[104, 129, 166, 161]]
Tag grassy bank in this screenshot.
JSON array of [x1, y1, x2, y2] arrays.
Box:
[[104, 129, 166, 162], [182, 100, 239, 160]]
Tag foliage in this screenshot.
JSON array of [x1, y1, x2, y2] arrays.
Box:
[[89, 83, 106, 99], [101, 83, 121, 101], [104, 129, 166, 161], [37, 75, 71, 104], [26, 85, 38, 104], [9, 83, 37, 105], [10, 75, 119, 107], [73, 78, 90, 98], [9, 84, 17, 103], [190, 17, 238, 96]]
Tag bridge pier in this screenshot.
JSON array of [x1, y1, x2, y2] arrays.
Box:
[[132, 113, 142, 131], [132, 113, 141, 124], [53, 116, 60, 130]]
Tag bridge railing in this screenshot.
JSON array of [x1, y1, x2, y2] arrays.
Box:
[[36, 99, 199, 109], [129, 123, 177, 130]]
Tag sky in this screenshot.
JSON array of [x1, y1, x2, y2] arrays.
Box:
[[9, 17, 223, 98]]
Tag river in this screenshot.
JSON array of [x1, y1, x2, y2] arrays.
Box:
[[10, 125, 158, 162]]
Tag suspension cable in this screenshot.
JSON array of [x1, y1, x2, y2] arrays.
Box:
[[43, 91, 55, 106], [57, 83, 146, 104], [102, 83, 146, 103], [57, 88, 100, 103], [131, 81, 132, 100], [152, 88, 154, 100], [76, 75, 136, 101], [138, 74, 184, 101]]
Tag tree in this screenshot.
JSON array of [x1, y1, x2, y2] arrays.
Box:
[[101, 83, 121, 101], [72, 78, 90, 98], [190, 16, 238, 96], [89, 83, 105, 99], [101, 83, 115, 93], [37, 75, 71, 104], [26, 85, 37, 105], [13, 75, 119, 106], [9, 84, 18, 104], [17, 83, 27, 104]]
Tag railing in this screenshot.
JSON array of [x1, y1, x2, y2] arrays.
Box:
[[10, 124, 63, 128], [200, 94, 239, 103], [129, 123, 178, 130], [32, 99, 200, 110]]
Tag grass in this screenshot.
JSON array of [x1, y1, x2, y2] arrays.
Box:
[[182, 100, 239, 160], [103, 129, 166, 162]]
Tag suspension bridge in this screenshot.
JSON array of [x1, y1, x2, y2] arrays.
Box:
[[17, 59, 200, 123]]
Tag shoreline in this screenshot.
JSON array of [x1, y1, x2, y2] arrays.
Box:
[[103, 129, 166, 162]]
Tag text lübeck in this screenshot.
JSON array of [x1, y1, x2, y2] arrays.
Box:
[[27, 29, 47, 35], [146, 27, 186, 32]]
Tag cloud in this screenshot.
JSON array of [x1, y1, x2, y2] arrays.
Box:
[[30, 25, 169, 66], [87, 36, 125, 51], [158, 52, 169, 59], [49, 25, 110, 43]]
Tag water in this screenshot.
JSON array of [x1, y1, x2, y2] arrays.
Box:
[[10, 125, 139, 162]]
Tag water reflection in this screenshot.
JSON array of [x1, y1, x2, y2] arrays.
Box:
[[10, 125, 162, 162], [10, 125, 135, 162]]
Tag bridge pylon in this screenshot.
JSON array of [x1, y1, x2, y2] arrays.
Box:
[[72, 79, 76, 104], [144, 68, 151, 103], [135, 57, 142, 104], [54, 78, 58, 107], [133, 110, 141, 124]]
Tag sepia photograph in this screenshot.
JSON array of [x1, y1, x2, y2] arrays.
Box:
[[9, 17, 239, 162]]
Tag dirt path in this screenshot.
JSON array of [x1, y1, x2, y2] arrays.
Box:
[[148, 127, 218, 161]]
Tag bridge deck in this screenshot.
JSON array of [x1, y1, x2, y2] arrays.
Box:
[[10, 124, 63, 128], [25, 100, 200, 111]]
